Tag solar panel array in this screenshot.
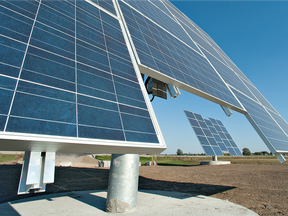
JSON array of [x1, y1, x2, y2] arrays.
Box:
[[0, 0, 166, 153], [119, 0, 288, 156], [184, 110, 242, 156], [0, 0, 288, 157]]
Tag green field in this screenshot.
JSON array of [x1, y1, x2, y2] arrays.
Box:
[[1, 154, 287, 165], [95, 155, 287, 166], [0, 154, 23, 163]]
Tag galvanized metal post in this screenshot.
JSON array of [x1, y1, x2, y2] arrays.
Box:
[[105, 154, 139, 213]]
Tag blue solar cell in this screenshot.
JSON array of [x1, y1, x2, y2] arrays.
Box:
[[227, 147, 237, 156], [218, 142, 228, 151], [97, 0, 116, 15], [220, 126, 228, 133], [184, 110, 196, 119], [197, 135, 209, 145], [203, 129, 213, 137], [213, 134, 222, 143], [234, 148, 243, 156], [212, 146, 223, 156], [223, 140, 232, 147], [209, 126, 217, 134], [209, 118, 218, 125], [193, 127, 204, 136], [7, 117, 77, 137], [214, 125, 222, 132], [229, 140, 237, 148], [198, 121, 208, 129], [202, 145, 215, 156], [194, 113, 204, 121], [204, 119, 213, 127], [218, 132, 226, 139], [188, 119, 200, 127], [207, 137, 218, 146]]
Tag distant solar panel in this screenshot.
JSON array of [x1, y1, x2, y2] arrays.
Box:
[[209, 118, 242, 156], [185, 110, 242, 156], [184, 110, 223, 156]]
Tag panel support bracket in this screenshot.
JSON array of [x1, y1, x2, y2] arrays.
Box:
[[18, 151, 55, 194], [275, 153, 286, 163], [166, 84, 181, 99], [221, 105, 233, 117]]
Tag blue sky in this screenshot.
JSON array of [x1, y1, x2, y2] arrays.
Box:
[[151, 1, 288, 154]]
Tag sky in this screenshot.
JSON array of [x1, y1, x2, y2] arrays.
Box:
[[151, 1, 288, 155]]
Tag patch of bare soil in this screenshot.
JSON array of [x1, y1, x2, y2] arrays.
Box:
[[139, 164, 288, 216], [0, 156, 287, 216]]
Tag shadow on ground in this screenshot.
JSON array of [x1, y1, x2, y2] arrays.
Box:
[[0, 165, 235, 204], [156, 163, 199, 167]]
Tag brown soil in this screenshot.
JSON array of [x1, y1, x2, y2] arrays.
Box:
[[0, 155, 287, 216]]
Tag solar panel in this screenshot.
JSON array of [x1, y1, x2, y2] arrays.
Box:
[[0, 0, 166, 154], [184, 110, 223, 156], [118, 0, 288, 160], [185, 110, 242, 156]]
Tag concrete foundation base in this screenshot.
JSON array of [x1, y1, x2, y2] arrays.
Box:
[[200, 161, 231, 165], [0, 190, 258, 216]]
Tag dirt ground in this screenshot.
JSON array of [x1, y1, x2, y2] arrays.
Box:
[[0, 154, 287, 216]]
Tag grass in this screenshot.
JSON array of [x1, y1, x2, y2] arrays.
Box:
[[94, 155, 111, 161], [95, 155, 156, 165], [0, 154, 23, 163], [1, 154, 286, 166], [224, 156, 284, 165], [156, 155, 287, 166]]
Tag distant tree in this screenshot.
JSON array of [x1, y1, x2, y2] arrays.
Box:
[[253, 152, 262, 155], [176, 149, 184, 155], [242, 147, 251, 155]]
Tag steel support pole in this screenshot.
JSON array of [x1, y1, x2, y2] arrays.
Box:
[[105, 154, 139, 213]]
